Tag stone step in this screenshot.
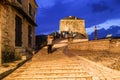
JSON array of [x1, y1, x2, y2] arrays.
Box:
[[24, 69, 84, 72], [4, 77, 92, 80], [113, 77, 120, 80], [12, 72, 91, 78], [7, 71, 89, 79], [14, 75, 92, 80], [15, 65, 84, 70], [31, 63, 82, 66], [20, 71, 88, 75], [27, 67, 83, 70], [29, 64, 82, 67], [10, 69, 86, 76]]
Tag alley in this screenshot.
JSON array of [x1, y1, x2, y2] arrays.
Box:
[[3, 40, 120, 80]]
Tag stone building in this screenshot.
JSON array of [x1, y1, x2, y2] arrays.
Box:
[[59, 16, 88, 41], [0, 0, 37, 65]]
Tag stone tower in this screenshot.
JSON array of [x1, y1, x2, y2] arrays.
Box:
[[94, 26, 98, 40], [59, 16, 88, 39]]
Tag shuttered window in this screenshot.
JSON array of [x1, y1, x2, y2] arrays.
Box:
[[29, 3, 32, 16], [17, 0, 22, 4], [28, 25, 32, 47], [15, 15, 22, 47]]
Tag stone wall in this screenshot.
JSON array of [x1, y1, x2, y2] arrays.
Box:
[[0, 1, 36, 49], [109, 39, 120, 53], [88, 40, 110, 51], [59, 16, 87, 36], [73, 39, 88, 43], [0, 4, 10, 50], [68, 39, 120, 53], [0, 4, 2, 66], [60, 19, 86, 34], [0, 0, 37, 64]]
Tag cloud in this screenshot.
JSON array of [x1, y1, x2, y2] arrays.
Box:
[[91, 1, 110, 13], [62, 0, 75, 4], [35, 0, 120, 36], [36, 0, 75, 8], [86, 19, 120, 34], [36, 0, 57, 8], [114, 0, 120, 4]]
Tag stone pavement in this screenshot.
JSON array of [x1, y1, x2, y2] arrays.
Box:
[[2, 39, 120, 80]]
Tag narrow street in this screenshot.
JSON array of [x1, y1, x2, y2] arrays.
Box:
[[3, 40, 120, 80]]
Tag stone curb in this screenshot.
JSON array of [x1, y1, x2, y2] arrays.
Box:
[[0, 56, 33, 79]]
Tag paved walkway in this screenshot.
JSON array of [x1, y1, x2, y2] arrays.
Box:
[[3, 39, 120, 80]]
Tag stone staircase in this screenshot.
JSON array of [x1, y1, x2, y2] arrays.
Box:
[[4, 59, 93, 80], [4, 40, 120, 80], [3, 41, 120, 80]]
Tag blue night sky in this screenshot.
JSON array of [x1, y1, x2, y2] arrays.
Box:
[[35, 0, 120, 39]]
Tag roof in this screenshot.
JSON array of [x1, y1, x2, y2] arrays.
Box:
[[73, 32, 87, 39], [62, 16, 84, 20]]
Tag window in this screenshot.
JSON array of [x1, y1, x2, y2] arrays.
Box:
[[28, 25, 32, 47], [29, 3, 32, 16], [15, 15, 22, 47], [17, 0, 22, 4]]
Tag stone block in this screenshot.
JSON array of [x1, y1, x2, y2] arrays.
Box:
[[22, 55, 26, 60]]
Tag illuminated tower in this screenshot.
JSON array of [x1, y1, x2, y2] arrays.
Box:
[[59, 16, 88, 39]]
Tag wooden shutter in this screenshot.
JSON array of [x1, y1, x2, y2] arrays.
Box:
[[15, 15, 22, 47], [28, 25, 32, 47]]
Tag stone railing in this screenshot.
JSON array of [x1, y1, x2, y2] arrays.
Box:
[[68, 39, 120, 53], [109, 39, 120, 53]]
